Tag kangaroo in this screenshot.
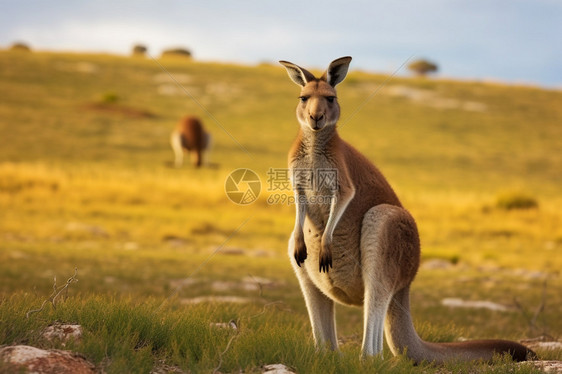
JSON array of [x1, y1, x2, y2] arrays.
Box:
[[170, 116, 212, 168], [280, 57, 535, 364]]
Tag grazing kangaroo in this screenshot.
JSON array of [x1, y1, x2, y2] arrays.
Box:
[[280, 57, 535, 364], [170, 116, 211, 168]]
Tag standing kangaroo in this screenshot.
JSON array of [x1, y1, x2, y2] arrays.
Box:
[[170, 116, 212, 168], [280, 57, 534, 364]]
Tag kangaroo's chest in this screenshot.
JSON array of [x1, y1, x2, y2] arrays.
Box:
[[291, 155, 335, 232], [292, 154, 335, 191]]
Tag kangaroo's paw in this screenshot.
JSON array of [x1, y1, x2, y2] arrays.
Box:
[[319, 239, 333, 273], [294, 234, 307, 266]]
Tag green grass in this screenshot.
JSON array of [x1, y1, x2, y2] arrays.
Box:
[[0, 50, 561, 373], [0, 295, 550, 373]]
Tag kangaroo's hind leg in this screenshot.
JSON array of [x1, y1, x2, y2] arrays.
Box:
[[288, 236, 338, 351], [170, 131, 184, 168], [359, 204, 421, 358]]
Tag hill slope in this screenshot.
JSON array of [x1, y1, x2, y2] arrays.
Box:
[[0, 50, 561, 373]]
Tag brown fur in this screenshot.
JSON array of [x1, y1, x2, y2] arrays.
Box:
[[280, 57, 535, 364]]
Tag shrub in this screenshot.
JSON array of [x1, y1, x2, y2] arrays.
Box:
[[408, 59, 438, 76], [496, 191, 539, 210], [132, 44, 148, 57], [10, 41, 31, 52], [101, 92, 119, 104], [160, 47, 192, 59]]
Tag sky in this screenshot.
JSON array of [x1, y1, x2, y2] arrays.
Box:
[[1, 0, 561, 88]]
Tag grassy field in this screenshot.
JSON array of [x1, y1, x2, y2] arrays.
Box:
[[0, 50, 561, 373]]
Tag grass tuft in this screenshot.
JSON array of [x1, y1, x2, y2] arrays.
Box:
[[496, 191, 539, 210], [100, 91, 119, 104]]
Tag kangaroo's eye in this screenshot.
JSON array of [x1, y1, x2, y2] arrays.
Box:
[[326, 96, 336, 103], [299, 96, 309, 103]]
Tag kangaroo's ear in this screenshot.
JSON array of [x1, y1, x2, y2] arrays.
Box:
[[323, 56, 352, 87], [279, 60, 316, 87]]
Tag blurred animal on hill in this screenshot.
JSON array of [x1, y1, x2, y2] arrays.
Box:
[[170, 116, 211, 168]]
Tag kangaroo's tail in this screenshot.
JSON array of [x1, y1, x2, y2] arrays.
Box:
[[385, 287, 536, 364]]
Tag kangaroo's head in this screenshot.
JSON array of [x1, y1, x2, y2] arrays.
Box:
[[280, 57, 352, 133]]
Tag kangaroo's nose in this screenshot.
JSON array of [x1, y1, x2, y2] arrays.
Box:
[[310, 113, 324, 122]]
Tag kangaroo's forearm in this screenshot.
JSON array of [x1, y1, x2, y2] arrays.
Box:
[[292, 189, 308, 266]]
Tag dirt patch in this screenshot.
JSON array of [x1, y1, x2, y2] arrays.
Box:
[[157, 84, 202, 97], [421, 259, 456, 270], [83, 103, 155, 118], [170, 276, 282, 293], [211, 276, 283, 292], [212, 246, 274, 257], [152, 73, 194, 84], [65, 221, 109, 238], [162, 235, 192, 247], [217, 247, 246, 255], [56, 62, 99, 74], [384, 85, 488, 112], [191, 223, 232, 236]]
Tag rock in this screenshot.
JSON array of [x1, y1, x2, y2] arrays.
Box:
[[421, 259, 454, 270], [42, 324, 83, 345], [150, 360, 187, 374], [520, 361, 562, 373], [441, 298, 515, 312], [521, 337, 562, 351], [0, 345, 95, 374], [209, 320, 238, 330], [262, 363, 296, 374], [180, 296, 255, 305], [533, 341, 562, 350]]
